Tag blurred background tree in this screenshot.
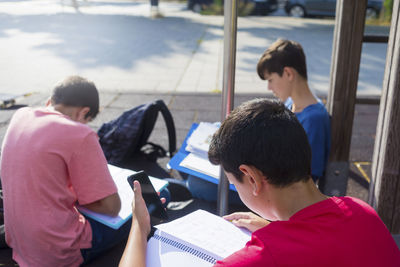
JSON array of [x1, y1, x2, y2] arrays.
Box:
[[200, 0, 257, 16], [382, 0, 393, 22]]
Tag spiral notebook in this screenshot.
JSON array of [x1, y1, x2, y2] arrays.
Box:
[[146, 210, 251, 266]]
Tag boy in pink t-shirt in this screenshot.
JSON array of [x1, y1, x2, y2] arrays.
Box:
[[1, 76, 124, 267], [118, 99, 400, 267]]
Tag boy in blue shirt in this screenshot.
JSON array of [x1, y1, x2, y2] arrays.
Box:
[[186, 39, 330, 202], [257, 39, 331, 182]]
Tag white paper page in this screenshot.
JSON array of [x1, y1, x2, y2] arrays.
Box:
[[156, 210, 251, 259], [179, 153, 220, 179], [150, 177, 169, 193], [107, 164, 125, 177], [185, 122, 219, 157], [108, 164, 168, 191], [111, 169, 134, 219]]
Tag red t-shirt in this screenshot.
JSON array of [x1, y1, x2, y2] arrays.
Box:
[[215, 197, 400, 266], [1, 107, 118, 267]]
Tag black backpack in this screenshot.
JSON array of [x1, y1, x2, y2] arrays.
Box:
[[98, 99, 176, 165]]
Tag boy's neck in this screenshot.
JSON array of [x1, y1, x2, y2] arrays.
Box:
[[290, 79, 317, 113], [270, 179, 328, 221]]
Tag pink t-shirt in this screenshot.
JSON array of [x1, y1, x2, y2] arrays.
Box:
[[215, 196, 400, 267], [0, 107, 118, 267]]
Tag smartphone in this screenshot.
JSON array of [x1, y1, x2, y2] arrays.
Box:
[[127, 171, 168, 225]]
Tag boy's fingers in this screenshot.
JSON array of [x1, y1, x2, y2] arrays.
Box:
[[133, 180, 142, 200], [224, 212, 249, 221], [223, 212, 241, 220], [231, 219, 252, 228]]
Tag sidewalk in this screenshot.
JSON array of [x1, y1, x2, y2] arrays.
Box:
[[0, 0, 388, 96]]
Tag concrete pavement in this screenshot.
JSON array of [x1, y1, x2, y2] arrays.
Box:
[[0, 0, 389, 96]]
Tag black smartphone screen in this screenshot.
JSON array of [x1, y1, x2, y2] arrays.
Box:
[[127, 171, 168, 224]]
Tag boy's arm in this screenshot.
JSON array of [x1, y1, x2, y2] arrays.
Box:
[[301, 113, 329, 178], [119, 181, 151, 267], [83, 193, 121, 217], [70, 132, 121, 216]]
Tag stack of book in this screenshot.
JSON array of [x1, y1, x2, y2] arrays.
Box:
[[168, 122, 237, 191], [179, 122, 220, 179]]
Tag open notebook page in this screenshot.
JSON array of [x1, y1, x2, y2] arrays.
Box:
[[155, 209, 251, 259]]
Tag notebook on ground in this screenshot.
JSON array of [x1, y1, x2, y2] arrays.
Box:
[[78, 164, 168, 229]]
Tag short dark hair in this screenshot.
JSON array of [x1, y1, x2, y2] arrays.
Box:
[[51, 76, 99, 119], [208, 98, 311, 187], [257, 39, 308, 80]]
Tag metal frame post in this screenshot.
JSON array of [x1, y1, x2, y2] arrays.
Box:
[[217, 0, 238, 216]]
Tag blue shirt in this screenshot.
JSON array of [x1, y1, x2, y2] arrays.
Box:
[[285, 98, 331, 180]]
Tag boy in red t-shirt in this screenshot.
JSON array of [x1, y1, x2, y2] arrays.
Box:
[[120, 99, 400, 267]]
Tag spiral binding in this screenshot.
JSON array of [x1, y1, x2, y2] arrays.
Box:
[[153, 233, 217, 264]]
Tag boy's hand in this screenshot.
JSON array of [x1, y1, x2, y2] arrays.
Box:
[[119, 181, 156, 267], [223, 212, 270, 232], [132, 181, 151, 237]]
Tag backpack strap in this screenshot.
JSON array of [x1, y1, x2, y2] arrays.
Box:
[[154, 100, 176, 157], [98, 99, 176, 164]]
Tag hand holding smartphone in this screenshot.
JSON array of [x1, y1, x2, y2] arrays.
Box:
[[127, 171, 168, 225]]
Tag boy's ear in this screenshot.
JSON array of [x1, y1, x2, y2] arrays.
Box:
[[283, 67, 295, 81], [77, 107, 90, 122], [239, 164, 265, 196], [46, 98, 52, 107]]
